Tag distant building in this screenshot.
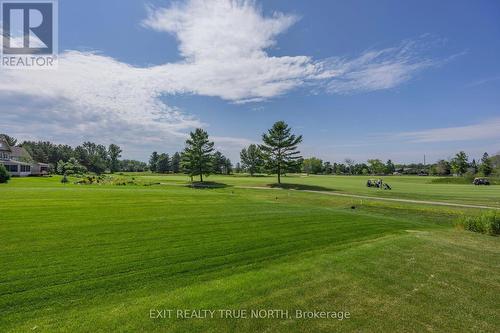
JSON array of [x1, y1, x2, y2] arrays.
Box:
[[0, 137, 49, 176]]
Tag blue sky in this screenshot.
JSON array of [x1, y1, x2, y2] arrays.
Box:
[[1, 0, 499, 163]]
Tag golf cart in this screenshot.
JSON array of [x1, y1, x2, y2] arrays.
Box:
[[366, 179, 391, 190], [473, 177, 490, 185]]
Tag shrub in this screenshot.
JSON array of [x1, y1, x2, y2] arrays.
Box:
[[61, 174, 69, 184], [0, 164, 10, 183], [456, 211, 500, 236]]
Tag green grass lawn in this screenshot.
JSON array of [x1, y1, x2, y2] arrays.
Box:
[[1, 176, 499, 332], [125, 173, 500, 207]]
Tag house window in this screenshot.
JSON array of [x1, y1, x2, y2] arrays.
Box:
[[5, 164, 18, 172], [20, 165, 31, 172]]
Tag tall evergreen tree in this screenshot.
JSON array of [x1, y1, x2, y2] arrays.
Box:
[[240, 144, 264, 176], [212, 151, 226, 174], [156, 153, 171, 173], [470, 159, 478, 174], [385, 159, 396, 174], [181, 129, 214, 182], [259, 121, 302, 184], [480, 152, 493, 176], [171, 152, 181, 173], [149, 152, 159, 172]]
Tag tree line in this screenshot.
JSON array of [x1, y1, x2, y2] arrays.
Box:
[[279, 152, 497, 177], [0, 134, 147, 175], [3, 125, 498, 181], [148, 150, 233, 177]]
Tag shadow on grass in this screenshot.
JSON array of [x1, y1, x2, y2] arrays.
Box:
[[187, 181, 231, 189], [267, 183, 337, 192]]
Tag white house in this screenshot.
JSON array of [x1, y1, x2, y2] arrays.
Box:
[[0, 137, 49, 177]]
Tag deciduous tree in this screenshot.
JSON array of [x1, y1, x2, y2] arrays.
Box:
[[367, 159, 385, 175], [108, 144, 122, 173], [240, 144, 264, 176], [302, 157, 323, 174], [0, 164, 10, 183], [451, 151, 468, 176]]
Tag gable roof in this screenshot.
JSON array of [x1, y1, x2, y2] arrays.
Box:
[[11, 146, 32, 160], [0, 137, 35, 162], [0, 137, 11, 152]]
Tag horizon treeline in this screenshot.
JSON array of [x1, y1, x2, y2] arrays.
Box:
[[1, 130, 499, 178], [0, 133, 146, 174], [239, 142, 499, 178]]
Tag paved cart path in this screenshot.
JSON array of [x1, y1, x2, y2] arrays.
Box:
[[234, 186, 500, 210], [159, 182, 499, 210]]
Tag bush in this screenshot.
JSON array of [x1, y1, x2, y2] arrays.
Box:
[[0, 164, 10, 183], [456, 211, 500, 236], [61, 174, 69, 184]]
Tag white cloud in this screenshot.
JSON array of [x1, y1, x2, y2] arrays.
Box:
[[396, 118, 500, 143], [0, 0, 448, 160], [467, 75, 500, 87], [0, 51, 202, 151], [142, 0, 440, 100], [323, 40, 437, 94], [142, 0, 318, 101]]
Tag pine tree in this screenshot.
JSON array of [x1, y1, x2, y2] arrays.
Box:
[[149, 152, 159, 173], [171, 152, 181, 173], [156, 153, 170, 173], [181, 129, 215, 182], [480, 152, 493, 176], [470, 159, 478, 174], [211, 151, 226, 174], [259, 121, 303, 184]]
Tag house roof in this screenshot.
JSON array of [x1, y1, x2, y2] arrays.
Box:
[[10, 146, 31, 159], [1, 159, 32, 166], [0, 137, 36, 162], [0, 137, 11, 152]]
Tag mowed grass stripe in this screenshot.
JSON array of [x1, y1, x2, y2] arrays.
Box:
[[1, 207, 411, 294], [1, 177, 498, 332], [1, 186, 421, 317]]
